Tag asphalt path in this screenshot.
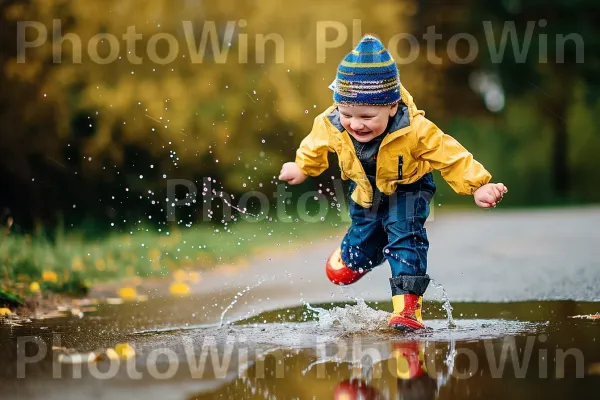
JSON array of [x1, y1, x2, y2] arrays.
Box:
[[188, 206, 600, 319]]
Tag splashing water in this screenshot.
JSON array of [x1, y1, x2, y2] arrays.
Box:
[[219, 279, 268, 327], [430, 279, 457, 329], [438, 339, 457, 388], [211, 189, 260, 219], [304, 298, 390, 331]]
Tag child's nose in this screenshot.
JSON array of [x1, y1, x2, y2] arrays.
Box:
[[350, 119, 364, 131]]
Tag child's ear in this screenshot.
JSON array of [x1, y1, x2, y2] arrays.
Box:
[[389, 103, 399, 117]]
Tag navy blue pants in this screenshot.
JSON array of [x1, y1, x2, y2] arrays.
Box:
[[341, 173, 436, 296]]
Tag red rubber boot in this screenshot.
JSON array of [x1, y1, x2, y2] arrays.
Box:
[[388, 294, 426, 331], [325, 248, 369, 285]]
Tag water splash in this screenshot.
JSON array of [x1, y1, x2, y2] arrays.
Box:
[[430, 279, 457, 329], [219, 279, 268, 327], [436, 339, 456, 388], [304, 298, 389, 331], [211, 189, 260, 218]]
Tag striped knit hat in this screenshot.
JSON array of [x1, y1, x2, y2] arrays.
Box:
[[329, 35, 401, 106]]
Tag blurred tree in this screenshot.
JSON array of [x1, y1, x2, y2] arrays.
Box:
[[1, 0, 426, 228], [468, 0, 600, 201]]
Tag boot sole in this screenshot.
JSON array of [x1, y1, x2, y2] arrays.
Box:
[[389, 323, 418, 333]]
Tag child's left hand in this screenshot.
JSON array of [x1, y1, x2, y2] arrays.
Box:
[[474, 183, 508, 208]]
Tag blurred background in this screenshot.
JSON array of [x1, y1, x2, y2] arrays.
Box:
[[1, 0, 599, 292]]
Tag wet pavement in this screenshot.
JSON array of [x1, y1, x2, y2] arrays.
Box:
[[1, 207, 600, 399]]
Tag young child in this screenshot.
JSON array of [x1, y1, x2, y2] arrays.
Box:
[[279, 35, 507, 331]]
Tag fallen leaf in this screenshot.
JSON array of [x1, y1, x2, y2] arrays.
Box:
[[42, 271, 58, 283], [118, 287, 138, 301], [169, 282, 191, 296], [569, 314, 600, 320], [0, 308, 13, 316], [114, 343, 135, 359]]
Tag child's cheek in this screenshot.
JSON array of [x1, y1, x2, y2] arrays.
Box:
[[367, 121, 382, 135], [340, 119, 351, 132]]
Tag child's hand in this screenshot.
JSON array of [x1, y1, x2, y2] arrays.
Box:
[[279, 162, 308, 185], [474, 183, 508, 208]]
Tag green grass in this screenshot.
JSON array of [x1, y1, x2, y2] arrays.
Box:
[[0, 217, 344, 297]]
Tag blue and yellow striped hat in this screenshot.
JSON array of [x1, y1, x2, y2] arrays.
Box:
[[329, 35, 400, 106]]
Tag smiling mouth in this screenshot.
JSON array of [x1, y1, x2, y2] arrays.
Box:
[[353, 131, 371, 136]]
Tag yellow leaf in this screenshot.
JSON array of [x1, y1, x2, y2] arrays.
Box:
[[114, 343, 135, 359], [0, 308, 13, 316], [30, 282, 41, 292], [118, 287, 137, 301], [42, 271, 58, 282], [169, 282, 190, 296]]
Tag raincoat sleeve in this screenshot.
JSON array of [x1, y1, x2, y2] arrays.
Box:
[[294, 115, 332, 177], [412, 115, 492, 195]]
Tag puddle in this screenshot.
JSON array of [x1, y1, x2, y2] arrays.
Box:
[[1, 299, 600, 399]]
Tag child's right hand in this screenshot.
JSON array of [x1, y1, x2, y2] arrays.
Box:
[[279, 162, 308, 185]]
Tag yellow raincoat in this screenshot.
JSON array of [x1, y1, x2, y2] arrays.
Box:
[[295, 86, 492, 208]]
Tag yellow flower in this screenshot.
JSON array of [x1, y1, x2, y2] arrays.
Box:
[[0, 308, 13, 316], [30, 282, 41, 292], [42, 271, 58, 282], [114, 343, 135, 359], [72, 256, 84, 271], [169, 282, 190, 296], [118, 287, 137, 301]]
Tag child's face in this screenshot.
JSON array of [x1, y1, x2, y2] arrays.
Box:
[[338, 104, 398, 143]]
